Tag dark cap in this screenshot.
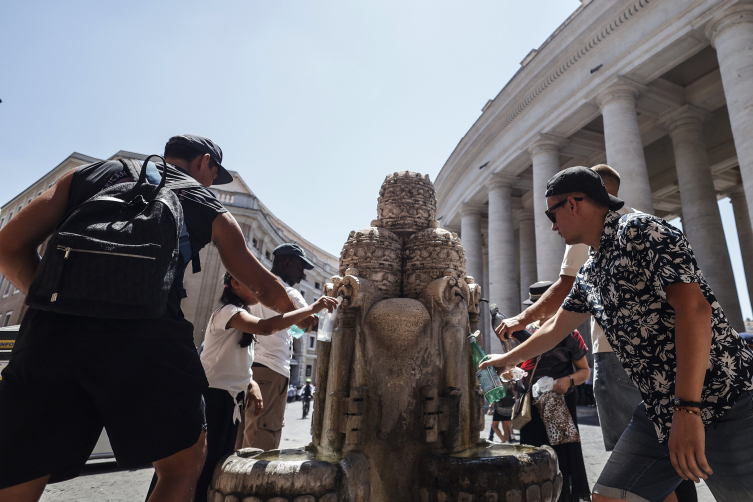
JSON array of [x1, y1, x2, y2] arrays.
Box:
[[273, 243, 315, 270], [165, 134, 233, 186], [545, 166, 624, 211], [522, 281, 554, 306]]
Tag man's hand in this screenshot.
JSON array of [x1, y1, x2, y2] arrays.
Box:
[[245, 380, 264, 417], [479, 353, 516, 375], [668, 411, 712, 482], [494, 314, 528, 341]]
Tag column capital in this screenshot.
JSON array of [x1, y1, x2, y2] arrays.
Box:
[[528, 133, 569, 157], [706, 3, 753, 47], [596, 76, 647, 109], [513, 207, 535, 226], [728, 185, 747, 200], [460, 203, 486, 218], [657, 104, 712, 135], [487, 173, 518, 192]]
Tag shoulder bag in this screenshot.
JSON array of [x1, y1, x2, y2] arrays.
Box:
[[511, 357, 541, 430]]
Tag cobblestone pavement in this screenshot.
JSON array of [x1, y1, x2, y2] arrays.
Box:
[[40, 402, 714, 501]]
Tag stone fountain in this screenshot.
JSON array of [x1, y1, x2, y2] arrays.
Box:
[[208, 172, 561, 502]]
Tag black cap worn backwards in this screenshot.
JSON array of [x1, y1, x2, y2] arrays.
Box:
[[545, 166, 624, 211], [165, 134, 233, 186], [273, 243, 315, 270]]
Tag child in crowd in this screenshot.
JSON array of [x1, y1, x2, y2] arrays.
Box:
[[195, 272, 338, 502]]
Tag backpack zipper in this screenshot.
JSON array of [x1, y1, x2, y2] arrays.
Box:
[[50, 245, 156, 302]]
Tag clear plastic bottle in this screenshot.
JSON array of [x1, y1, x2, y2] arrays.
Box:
[[317, 296, 343, 342], [468, 331, 507, 404]]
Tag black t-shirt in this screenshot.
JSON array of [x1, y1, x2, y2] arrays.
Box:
[[519, 329, 588, 390], [14, 160, 227, 351]]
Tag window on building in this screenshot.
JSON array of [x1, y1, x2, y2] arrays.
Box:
[[27, 198, 32, 205], [252, 238, 259, 249], [2, 312, 12, 327], [7, 211, 13, 221], [3, 280, 11, 297], [48, 182, 54, 189], [305, 365, 312, 377], [315, 282, 321, 290], [17, 205, 23, 214], [13, 287, 19, 295], [37, 190, 43, 197], [309, 336, 315, 349], [265, 251, 271, 260], [0, 276, 4, 293], [0, 217, 4, 229]]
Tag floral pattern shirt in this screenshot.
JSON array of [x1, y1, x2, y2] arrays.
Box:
[[562, 211, 753, 443]]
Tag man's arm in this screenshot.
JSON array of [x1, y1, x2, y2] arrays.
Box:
[[482, 307, 590, 373], [665, 281, 714, 483], [0, 170, 75, 294], [495, 274, 575, 340], [212, 213, 297, 315]]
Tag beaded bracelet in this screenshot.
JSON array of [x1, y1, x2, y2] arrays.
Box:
[[673, 406, 701, 416]]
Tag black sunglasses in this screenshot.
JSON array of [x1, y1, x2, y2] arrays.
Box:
[[545, 197, 583, 224]]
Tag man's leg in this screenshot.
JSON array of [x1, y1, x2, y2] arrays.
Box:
[[0, 476, 49, 502], [241, 367, 288, 451], [149, 430, 206, 502], [593, 352, 643, 451]]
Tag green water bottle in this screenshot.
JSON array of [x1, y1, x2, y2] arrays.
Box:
[[469, 331, 507, 404]]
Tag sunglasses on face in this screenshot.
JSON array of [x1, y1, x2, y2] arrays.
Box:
[[545, 197, 583, 224]]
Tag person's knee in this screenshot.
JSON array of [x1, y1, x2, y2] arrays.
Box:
[[154, 430, 207, 484]]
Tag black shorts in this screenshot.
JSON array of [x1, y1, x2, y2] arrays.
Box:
[[0, 335, 207, 489], [492, 410, 512, 422]]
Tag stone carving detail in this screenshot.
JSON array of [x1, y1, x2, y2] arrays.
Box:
[[403, 228, 466, 299], [374, 171, 438, 236], [339, 227, 402, 298]]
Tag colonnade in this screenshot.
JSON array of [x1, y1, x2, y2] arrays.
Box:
[[458, 3, 753, 336]]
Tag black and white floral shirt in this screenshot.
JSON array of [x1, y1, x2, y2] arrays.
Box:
[[562, 211, 753, 443]]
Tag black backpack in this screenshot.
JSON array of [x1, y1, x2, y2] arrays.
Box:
[[26, 155, 203, 319]]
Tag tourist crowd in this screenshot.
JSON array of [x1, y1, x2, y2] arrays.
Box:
[[0, 134, 751, 502]]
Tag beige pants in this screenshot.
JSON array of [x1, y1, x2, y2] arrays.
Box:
[[236, 366, 288, 451]]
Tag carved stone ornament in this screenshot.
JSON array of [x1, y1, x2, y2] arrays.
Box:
[[339, 227, 402, 298], [376, 171, 437, 236], [403, 228, 466, 299]]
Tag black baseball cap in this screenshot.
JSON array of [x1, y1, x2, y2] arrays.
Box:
[[165, 134, 233, 185], [545, 166, 624, 211], [273, 243, 315, 270]]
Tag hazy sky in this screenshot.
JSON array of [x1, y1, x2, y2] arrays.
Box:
[[1, 1, 751, 318]]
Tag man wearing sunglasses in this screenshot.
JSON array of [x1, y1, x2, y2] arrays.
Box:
[[484, 166, 753, 501]]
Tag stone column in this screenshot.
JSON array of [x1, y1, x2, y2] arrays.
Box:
[[460, 205, 488, 346], [516, 209, 537, 306], [487, 175, 519, 354], [482, 246, 491, 355], [529, 135, 567, 282], [708, 5, 753, 234], [729, 187, 753, 318], [662, 105, 744, 331], [597, 79, 655, 214]]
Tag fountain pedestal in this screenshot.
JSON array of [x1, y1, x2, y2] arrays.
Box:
[[209, 172, 560, 502]]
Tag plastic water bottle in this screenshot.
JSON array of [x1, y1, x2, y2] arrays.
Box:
[[317, 296, 343, 342], [288, 323, 308, 339], [468, 331, 506, 404]]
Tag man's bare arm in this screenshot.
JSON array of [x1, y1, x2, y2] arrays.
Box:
[[212, 212, 297, 314], [495, 274, 575, 340], [0, 170, 75, 294], [665, 281, 713, 482], [483, 307, 590, 372]]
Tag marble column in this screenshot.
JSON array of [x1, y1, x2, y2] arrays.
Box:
[[487, 175, 519, 354], [529, 135, 567, 282], [482, 246, 491, 355], [517, 208, 537, 307], [597, 79, 655, 214], [460, 205, 488, 347], [708, 5, 753, 235], [729, 187, 753, 319], [662, 105, 744, 331]]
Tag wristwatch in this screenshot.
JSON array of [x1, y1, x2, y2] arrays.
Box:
[[672, 398, 702, 408]]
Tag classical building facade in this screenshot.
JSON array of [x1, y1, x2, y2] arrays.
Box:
[[0, 151, 338, 385], [435, 0, 753, 355]]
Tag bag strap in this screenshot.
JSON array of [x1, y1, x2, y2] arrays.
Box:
[[525, 356, 542, 393]]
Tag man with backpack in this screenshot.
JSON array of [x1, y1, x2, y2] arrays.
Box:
[[0, 134, 309, 502]]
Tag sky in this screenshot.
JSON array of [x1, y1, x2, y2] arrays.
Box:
[[1, 1, 751, 319]]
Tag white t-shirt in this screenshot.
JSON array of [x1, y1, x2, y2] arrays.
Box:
[[251, 275, 307, 378], [559, 206, 636, 354], [201, 304, 255, 397]]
